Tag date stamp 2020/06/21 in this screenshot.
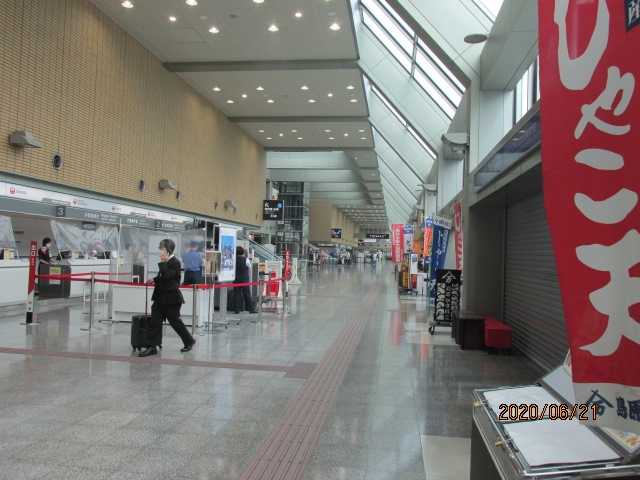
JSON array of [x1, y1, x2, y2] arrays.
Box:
[[497, 403, 598, 421]]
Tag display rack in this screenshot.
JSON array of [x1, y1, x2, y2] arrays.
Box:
[[471, 362, 640, 479]]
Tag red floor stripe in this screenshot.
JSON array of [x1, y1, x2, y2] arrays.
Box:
[[239, 275, 384, 480]]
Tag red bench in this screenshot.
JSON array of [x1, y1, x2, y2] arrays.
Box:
[[484, 316, 512, 353]]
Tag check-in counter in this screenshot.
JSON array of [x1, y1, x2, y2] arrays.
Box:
[[0, 259, 30, 306], [110, 284, 211, 326], [60, 259, 111, 297]]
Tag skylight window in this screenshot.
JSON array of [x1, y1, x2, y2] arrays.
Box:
[[360, 0, 464, 120], [471, 0, 504, 21], [372, 86, 436, 160]]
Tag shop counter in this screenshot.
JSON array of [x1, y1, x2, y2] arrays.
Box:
[[0, 259, 29, 306]]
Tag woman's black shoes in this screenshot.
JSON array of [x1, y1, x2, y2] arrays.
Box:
[[180, 340, 196, 353], [139, 347, 158, 357]]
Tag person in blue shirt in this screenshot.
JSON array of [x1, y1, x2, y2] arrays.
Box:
[[182, 240, 203, 285]]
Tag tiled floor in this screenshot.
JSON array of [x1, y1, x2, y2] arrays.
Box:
[[0, 261, 543, 479]]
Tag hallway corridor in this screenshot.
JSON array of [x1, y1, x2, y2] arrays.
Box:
[[0, 261, 543, 479]]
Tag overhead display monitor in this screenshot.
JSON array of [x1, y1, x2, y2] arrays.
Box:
[[331, 228, 342, 239], [263, 200, 283, 220]]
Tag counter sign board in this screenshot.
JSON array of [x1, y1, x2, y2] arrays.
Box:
[[263, 200, 283, 220]]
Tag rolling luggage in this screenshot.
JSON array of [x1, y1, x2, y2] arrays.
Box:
[[131, 284, 162, 351], [131, 314, 160, 351]]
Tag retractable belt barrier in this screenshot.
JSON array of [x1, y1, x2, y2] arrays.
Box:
[[31, 271, 285, 332]]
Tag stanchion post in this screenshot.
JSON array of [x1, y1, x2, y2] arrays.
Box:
[[81, 271, 101, 331], [191, 284, 198, 336], [258, 278, 263, 315], [282, 279, 289, 316]]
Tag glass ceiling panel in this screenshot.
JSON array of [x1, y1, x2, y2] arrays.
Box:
[[362, 10, 412, 72], [360, 0, 465, 120], [471, 0, 504, 21], [372, 87, 436, 160]]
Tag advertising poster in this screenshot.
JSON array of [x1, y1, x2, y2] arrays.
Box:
[[391, 224, 403, 263], [428, 215, 452, 302], [403, 225, 414, 255], [539, 0, 640, 433], [218, 226, 236, 282]]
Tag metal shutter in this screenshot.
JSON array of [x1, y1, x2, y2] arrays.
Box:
[[504, 192, 569, 371]]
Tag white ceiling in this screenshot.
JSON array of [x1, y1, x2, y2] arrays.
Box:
[[89, 0, 395, 229], [88, 0, 524, 231]]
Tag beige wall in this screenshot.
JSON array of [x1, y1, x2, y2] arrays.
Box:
[[1, 0, 266, 226], [308, 201, 357, 246]]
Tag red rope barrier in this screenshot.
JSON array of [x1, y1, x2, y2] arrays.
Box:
[[36, 272, 285, 289]]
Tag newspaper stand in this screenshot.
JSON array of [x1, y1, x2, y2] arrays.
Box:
[[471, 359, 640, 479]]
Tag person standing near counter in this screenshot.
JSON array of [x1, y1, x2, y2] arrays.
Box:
[[182, 240, 203, 285], [38, 237, 55, 274], [139, 239, 196, 357]]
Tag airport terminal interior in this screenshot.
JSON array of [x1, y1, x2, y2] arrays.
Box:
[[0, 261, 543, 480]]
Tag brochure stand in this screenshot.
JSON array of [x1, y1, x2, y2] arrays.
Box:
[[471, 361, 640, 479]]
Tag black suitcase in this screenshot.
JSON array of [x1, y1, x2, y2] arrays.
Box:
[[131, 284, 162, 351], [131, 314, 161, 351]]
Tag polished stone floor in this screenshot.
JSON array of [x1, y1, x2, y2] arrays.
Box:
[[0, 261, 543, 479]]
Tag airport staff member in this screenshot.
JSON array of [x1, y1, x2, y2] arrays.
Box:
[[38, 237, 55, 274], [182, 240, 203, 285]]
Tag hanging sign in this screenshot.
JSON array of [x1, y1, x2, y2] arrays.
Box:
[[391, 224, 403, 263]]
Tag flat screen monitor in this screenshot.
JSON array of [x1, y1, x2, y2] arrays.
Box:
[[331, 228, 342, 239], [263, 200, 284, 220]]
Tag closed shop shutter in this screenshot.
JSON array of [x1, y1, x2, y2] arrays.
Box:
[[504, 192, 569, 371]]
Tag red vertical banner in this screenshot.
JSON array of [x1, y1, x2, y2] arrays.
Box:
[[285, 249, 290, 279], [452, 201, 463, 271], [391, 224, 404, 263], [26, 241, 37, 324], [539, 0, 640, 433], [423, 217, 433, 268]]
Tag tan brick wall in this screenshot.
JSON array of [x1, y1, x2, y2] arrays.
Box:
[[309, 201, 357, 245], [0, 0, 266, 226]]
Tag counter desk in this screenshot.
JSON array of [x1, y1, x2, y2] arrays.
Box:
[[0, 259, 29, 306], [110, 284, 210, 326], [60, 259, 111, 297]]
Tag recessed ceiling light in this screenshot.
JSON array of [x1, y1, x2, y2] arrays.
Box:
[[325, 129, 331, 132], [186, 0, 197, 5], [279, 133, 284, 137], [268, 24, 279, 32], [242, 94, 247, 98], [122, 0, 133, 7], [259, 129, 265, 133], [350, 98, 358, 102], [330, 23, 340, 31], [209, 26, 219, 33], [291, 129, 297, 133], [253, 0, 264, 3], [329, 137, 335, 140], [295, 12, 302, 18], [297, 137, 303, 140], [256, 86, 264, 91], [169, 16, 177, 21], [301, 85, 309, 90], [227, 100, 234, 103], [212, 87, 220, 91], [347, 85, 354, 90], [266, 137, 272, 140], [308, 99, 315, 103], [344, 133, 349, 137], [358, 129, 365, 132], [327, 93, 333, 97], [267, 99, 274, 103], [361, 137, 367, 140]]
